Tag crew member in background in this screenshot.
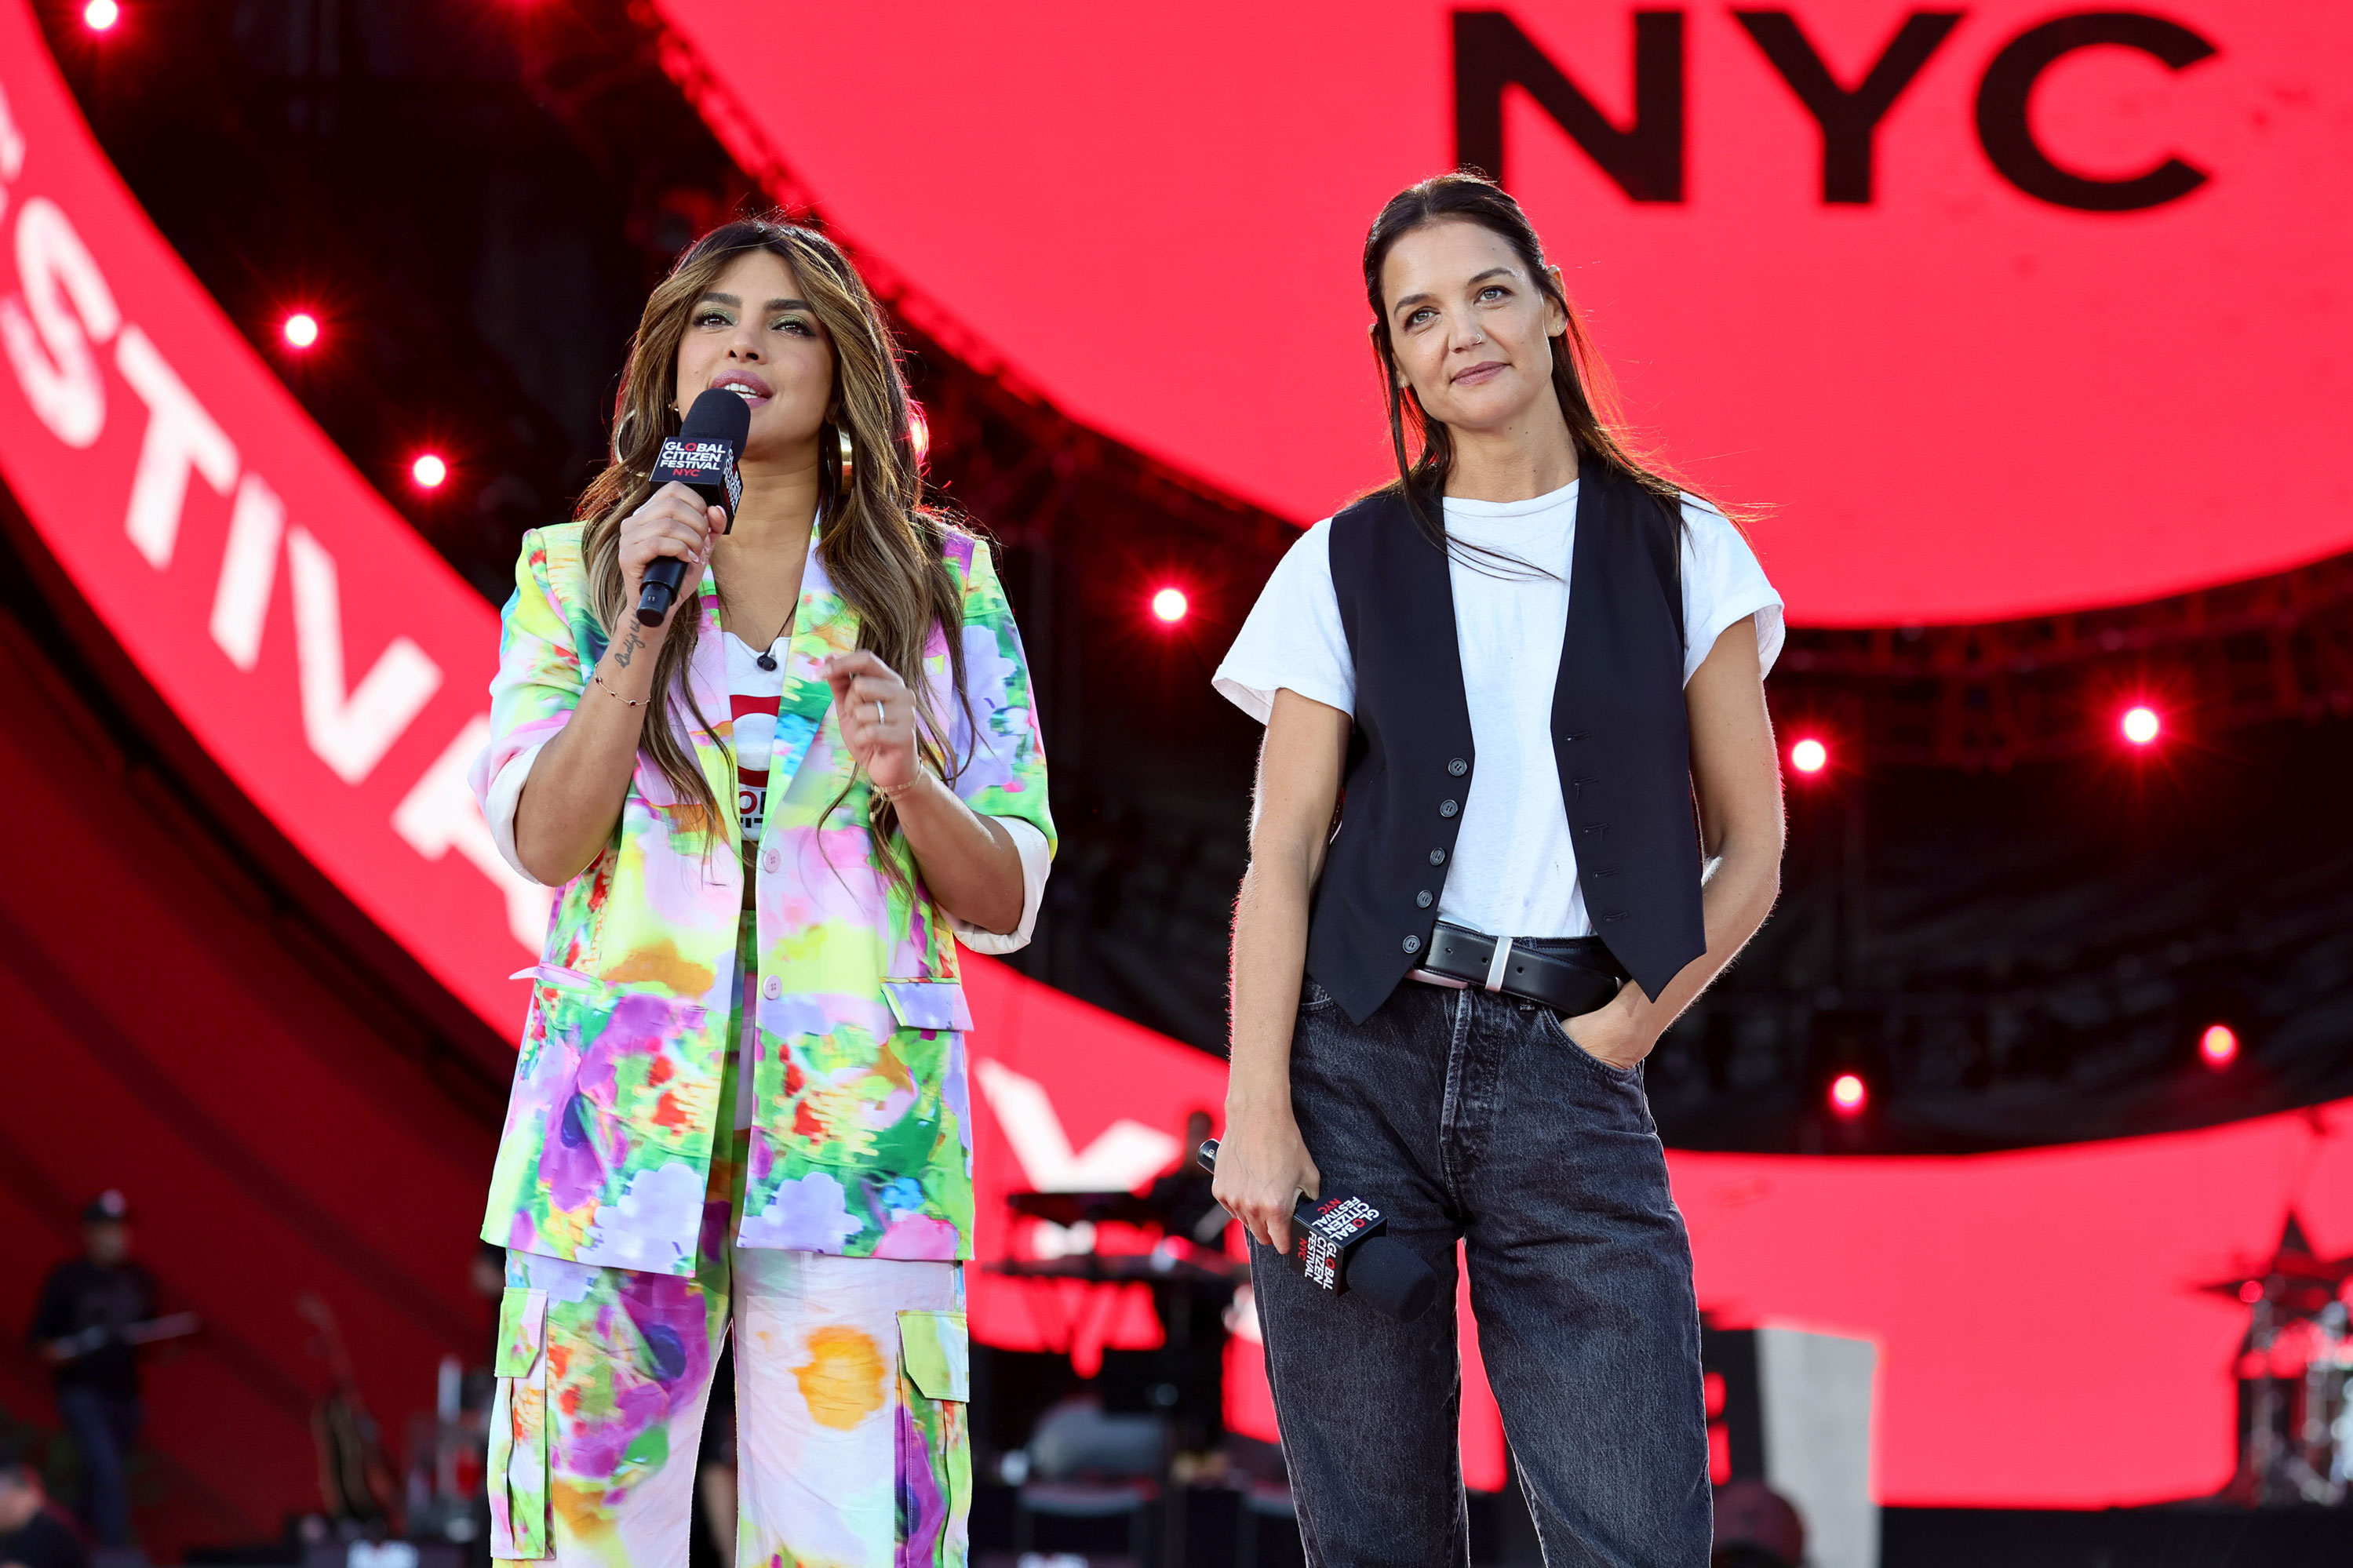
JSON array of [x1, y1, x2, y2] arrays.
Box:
[[29, 1193, 153, 1551], [470, 216, 1051, 1567], [1211, 173, 1787, 1566], [0, 1447, 89, 1568]]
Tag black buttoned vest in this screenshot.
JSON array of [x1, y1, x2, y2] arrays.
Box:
[[1305, 463, 1706, 1024]]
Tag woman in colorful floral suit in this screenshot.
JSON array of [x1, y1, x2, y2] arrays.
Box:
[[466, 218, 1051, 1568]]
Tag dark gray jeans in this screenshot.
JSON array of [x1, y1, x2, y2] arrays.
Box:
[[1253, 972, 1710, 1568]]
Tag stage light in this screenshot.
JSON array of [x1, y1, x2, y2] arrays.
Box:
[[1829, 1072, 1867, 1116], [410, 453, 447, 489], [282, 312, 319, 350], [83, 0, 118, 31], [2199, 1024, 2238, 1069], [1151, 586, 1188, 624], [2121, 705, 2161, 746], [1790, 737, 1827, 775]]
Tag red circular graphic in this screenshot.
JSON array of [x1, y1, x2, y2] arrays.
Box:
[[657, 0, 2353, 624]]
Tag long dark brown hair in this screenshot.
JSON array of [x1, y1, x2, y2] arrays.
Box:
[[1364, 173, 1720, 556], [574, 217, 966, 855]]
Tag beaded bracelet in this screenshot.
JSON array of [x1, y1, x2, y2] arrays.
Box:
[[592, 671, 650, 708]]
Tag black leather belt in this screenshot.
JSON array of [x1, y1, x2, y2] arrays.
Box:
[[1411, 922, 1627, 1017]]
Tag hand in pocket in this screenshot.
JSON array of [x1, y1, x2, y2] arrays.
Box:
[[1558, 980, 1652, 1071]]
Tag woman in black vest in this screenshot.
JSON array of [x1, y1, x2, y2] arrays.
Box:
[[1211, 174, 1787, 1566]]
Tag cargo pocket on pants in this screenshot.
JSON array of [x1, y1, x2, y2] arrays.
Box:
[[487, 1286, 551, 1559], [895, 1308, 971, 1567]]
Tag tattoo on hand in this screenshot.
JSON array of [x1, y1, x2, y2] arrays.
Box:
[[613, 628, 643, 670]]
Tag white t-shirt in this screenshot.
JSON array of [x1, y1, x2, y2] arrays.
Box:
[[1213, 481, 1783, 940]]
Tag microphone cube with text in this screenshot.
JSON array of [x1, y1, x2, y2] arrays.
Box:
[[636, 387, 751, 626], [1198, 1139, 1439, 1322]]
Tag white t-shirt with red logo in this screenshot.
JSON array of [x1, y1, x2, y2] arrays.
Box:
[[727, 629, 790, 850]]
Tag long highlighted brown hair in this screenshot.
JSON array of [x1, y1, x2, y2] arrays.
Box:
[[574, 218, 966, 852], [1363, 173, 1722, 554]]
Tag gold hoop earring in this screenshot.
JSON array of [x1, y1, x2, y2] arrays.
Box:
[[836, 425, 854, 487]]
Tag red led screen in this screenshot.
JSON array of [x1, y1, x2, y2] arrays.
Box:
[[656, 0, 2353, 625]]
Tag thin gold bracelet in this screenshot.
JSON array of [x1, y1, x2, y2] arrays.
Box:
[[871, 768, 931, 803], [592, 670, 651, 708]]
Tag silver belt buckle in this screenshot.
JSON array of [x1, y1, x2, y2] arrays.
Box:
[[1482, 934, 1515, 992], [1408, 966, 1469, 990]]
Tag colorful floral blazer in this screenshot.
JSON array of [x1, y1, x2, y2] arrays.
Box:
[[468, 521, 1052, 1276]]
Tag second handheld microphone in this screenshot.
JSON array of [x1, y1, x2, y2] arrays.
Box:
[[636, 387, 752, 628], [1198, 1139, 1439, 1322]]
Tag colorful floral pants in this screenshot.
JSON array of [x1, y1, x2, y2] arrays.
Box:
[[486, 953, 971, 1566]]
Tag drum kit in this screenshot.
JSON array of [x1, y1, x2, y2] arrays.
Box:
[[2204, 1212, 2353, 1506]]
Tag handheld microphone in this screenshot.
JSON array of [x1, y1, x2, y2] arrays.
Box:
[[1197, 1139, 1438, 1322], [636, 387, 751, 628]]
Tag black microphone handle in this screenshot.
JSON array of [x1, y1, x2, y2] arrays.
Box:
[[636, 555, 689, 628], [1196, 1137, 1437, 1322]]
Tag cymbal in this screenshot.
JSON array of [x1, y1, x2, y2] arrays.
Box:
[[1004, 1189, 1164, 1228]]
